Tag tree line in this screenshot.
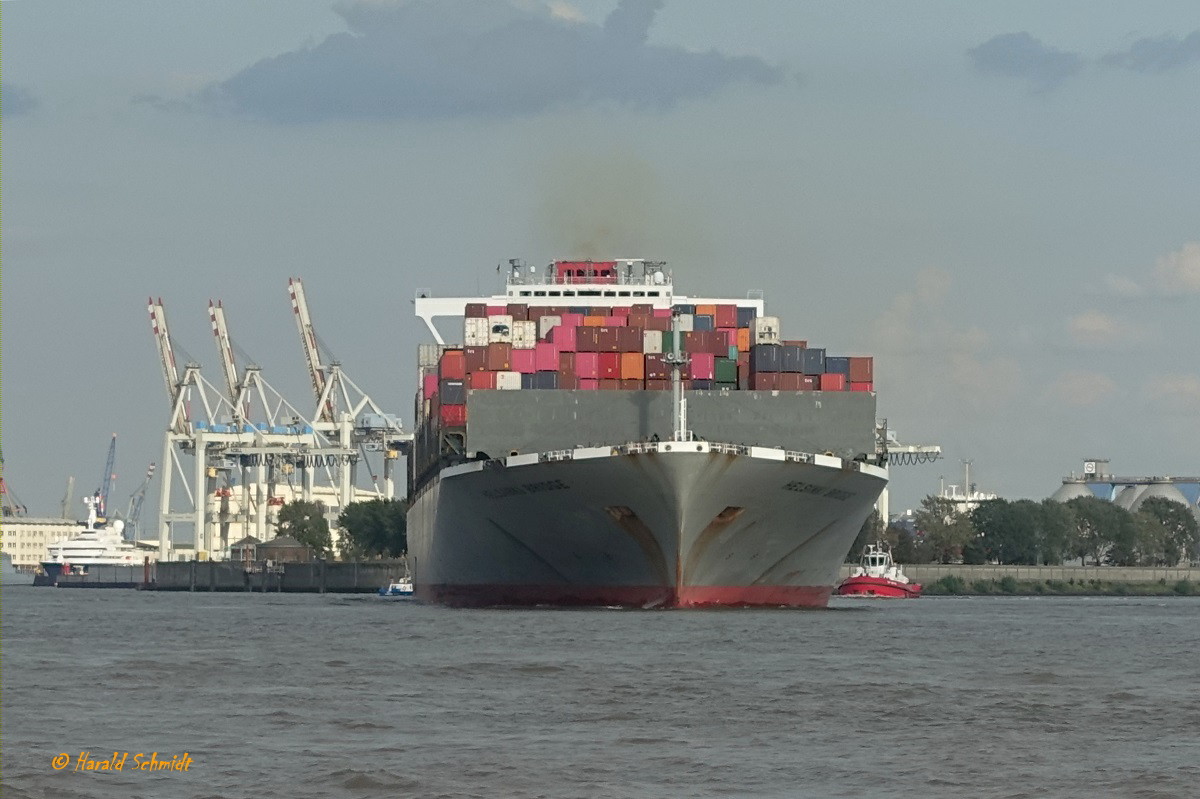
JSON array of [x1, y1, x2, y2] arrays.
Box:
[[849, 495, 1199, 567], [271, 498, 408, 559]]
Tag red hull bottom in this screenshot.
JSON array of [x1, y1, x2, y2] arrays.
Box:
[[419, 584, 833, 609], [835, 576, 922, 598]]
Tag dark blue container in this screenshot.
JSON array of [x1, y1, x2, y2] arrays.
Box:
[[674, 304, 696, 315], [691, 379, 714, 390], [824, 356, 850, 376], [750, 344, 782, 373], [531, 371, 559, 389], [781, 345, 804, 373], [801, 348, 826, 375], [693, 314, 715, 332], [736, 306, 757, 328]]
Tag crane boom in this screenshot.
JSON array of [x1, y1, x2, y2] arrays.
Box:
[[208, 300, 243, 416], [125, 462, 156, 539], [149, 297, 189, 433], [98, 433, 117, 517], [288, 277, 334, 422]]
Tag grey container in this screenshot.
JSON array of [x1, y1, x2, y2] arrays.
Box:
[[750, 344, 782, 373], [781, 346, 804, 373], [801, 348, 826, 375], [825, 356, 850, 376]]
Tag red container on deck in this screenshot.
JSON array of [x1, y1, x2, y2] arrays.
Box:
[[598, 352, 621, 379], [717, 328, 737, 349], [752, 373, 779, 390], [506, 303, 528, 321], [486, 305, 505, 316], [850, 381, 874, 392], [439, 350, 466, 380], [620, 352, 645, 380], [579, 378, 599, 390], [646, 379, 671, 391], [782, 340, 808, 348], [645, 353, 669, 380], [439, 404, 467, 426], [652, 308, 673, 319], [690, 352, 715, 380], [620, 379, 642, 390], [611, 306, 631, 317], [618, 327, 642, 352], [644, 315, 671, 332], [559, 352, 576, 375], [599, 379, 621, 390], [603, 316, 624, 326], [631, 304, 654, 316], [511, 348, 536, 374], [469, 371, 497, 390], [561, 312, 585, 328], [464, 346, 487, 373], [820, 373, 846, 391], [801, 375, 819, 390], [778, 373, 804, 391], [551, 325, 579, 352], [575, 352, 600, 379], [715, 305, 738, 328], [534, 342, 558, 372], [558, 374, 580, 390], [422, 373, 438, 400], [485, 342, 512, 371], [848, 357, 874, 382], [465, 303, 487, 318]]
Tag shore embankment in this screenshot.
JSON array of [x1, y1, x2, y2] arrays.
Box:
[[835, 563, 1200, 596]]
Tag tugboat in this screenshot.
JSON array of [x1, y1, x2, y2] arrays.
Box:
[[378, 576, 415, 598], [836, 542, 922, 598]]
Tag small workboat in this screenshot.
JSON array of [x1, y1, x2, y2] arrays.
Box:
[[378, 577, 415, 598], [836, 542, 922, 598]]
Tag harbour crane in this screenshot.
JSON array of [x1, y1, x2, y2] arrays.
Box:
[[0, 444, 27, 517], [97, 433, 117, 518], [876, 419, 942, 524], [209, 300, 245, 421], [287, 277, 334, 423], [123, 462, 156, 541], [149, 297, 191, 435]]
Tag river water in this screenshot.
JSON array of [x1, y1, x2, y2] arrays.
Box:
[[2, 586, 1197, 798]]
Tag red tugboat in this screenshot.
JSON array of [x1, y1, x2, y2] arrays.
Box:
[[836, 542, 922, 598]]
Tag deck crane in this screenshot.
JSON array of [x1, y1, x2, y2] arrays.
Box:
[[288, 278, 334, 423], [97, 433, 117, 518]]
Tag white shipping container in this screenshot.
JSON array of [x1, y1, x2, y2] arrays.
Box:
[[538, 315, 562, 339], [753, 316, 781, 345], [642, 330, 663, 354], [418, 343, 446, 368], [677, 314, 694, 332], [496, 371, 522, 390], [465, 318, 490, 347], [488, 314, 514, 343]]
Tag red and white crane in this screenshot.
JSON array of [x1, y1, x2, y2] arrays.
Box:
[[288, 278, 334, 423], [149, 297, 191, 434]]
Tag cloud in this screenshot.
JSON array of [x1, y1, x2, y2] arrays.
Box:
[[1067, 310, 1145, 347], [2, 83, 38, 116], [1143, 374, 1200, 414], [1099, 274, 1146, 299], [1102, 30, 1200, 73], [967, 32, 1083, 90], [1046, 371, 1117, 407], [195, 0, 783, 123], [1155, 242, 1200, 295]]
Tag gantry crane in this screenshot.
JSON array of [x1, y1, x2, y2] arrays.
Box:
[[875, 418, 942, 524], [97, 433, 117, 519], [208, 300, 247, 423], [123, 462, 155, 541], [288, 277, 334, 423], [0, 444, 28, 518]]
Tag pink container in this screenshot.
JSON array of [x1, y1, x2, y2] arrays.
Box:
[[578, 378, 600, 390], [575, 352, 600, 379], [603, 316, 624, 326], [486, 305, 505, 316], [422, 373, 438, 400], [548, 325, 577, 352], [718, 328, 737, 349], [690, 352, 716, 380], [652, 308, 673, 319], [561, 313, 585, 328], [511, 348, 537, 374], [534, 342, 559, 372]]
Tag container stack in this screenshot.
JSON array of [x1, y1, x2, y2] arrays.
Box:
[[420, 302, 874, 429]]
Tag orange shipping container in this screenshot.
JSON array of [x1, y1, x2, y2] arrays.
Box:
[[620, 352, 645, 380], [583, 315, 606, 327], [736, 327, 751, 352], [695, 304, 717, 317]]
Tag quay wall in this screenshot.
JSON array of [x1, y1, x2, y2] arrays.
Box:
[[838, 563, 1200, 583]]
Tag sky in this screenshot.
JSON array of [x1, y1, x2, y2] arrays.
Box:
[[2, 0, 1198, 524]]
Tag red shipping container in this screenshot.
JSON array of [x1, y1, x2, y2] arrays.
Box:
[[820, 373, 846, 391], [718, 328, 738, 349], [691, 352, 716, 380], [752, 373, 779, 390], [603, 315, 624, 326], [575, 352, 600, 379], [439, 350, 466, 380], [631, 304, 654, 316], [782, 340, 808, 348], [558, 374, 580, 390], [620, 352, 645, 380], [620, 379, 642, 390], [560, 312, 585, 328], [652, 308, 673, 319], [599, 379, 621, 390], [578, 378, 599, 390], [646, 379, 671, 391], [715, 304, 738, 328], [464, 346, 487, 373], [469, 371, 497, 390], [439, 404, 467, 427], [596, 327, 622, 352], [850, 381, 874, 392], [465, 303, 487, 318], [550, 325, 578, 352], [778, 373, 804, 391], [644, 315, 671, 332], [848, 357, 874, 382], [534, 342, 558, 372], [506, 303, 528, 321], [598, 352, 621, 379], [512, 348, 536, 374], [486, 305, 505, 316], [559, 352, 576, 374], [422, 373, 438, 400], [617, 327, 642, 352], [644, 353, 670, 380], [801, 375, 819, 390], [611, 306, 631, 316], [485, 342, 512, 371]]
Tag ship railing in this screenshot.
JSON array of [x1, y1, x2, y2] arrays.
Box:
[[541, 450, 575, 462]]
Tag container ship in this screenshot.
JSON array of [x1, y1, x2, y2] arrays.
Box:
[[407, 259, 887, 608]]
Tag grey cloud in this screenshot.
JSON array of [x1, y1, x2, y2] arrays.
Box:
[[197, 0, 782, 123], [1102, 30, 1200, 72], [967, 32, 1083, 90], [2, 83, 38, 116]]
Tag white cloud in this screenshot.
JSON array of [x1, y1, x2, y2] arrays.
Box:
[[1144, 374, 1200, 413], [1155, 242, 1200, 294], [1067, 310, 1144, 346], [1045, 371, 1117, 407], [546, 1, 586, 23], [1100, 274, 1145, 299]]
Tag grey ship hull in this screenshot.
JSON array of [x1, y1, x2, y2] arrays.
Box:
[[407, 441, 887, 608]]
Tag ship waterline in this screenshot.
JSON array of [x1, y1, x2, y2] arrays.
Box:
[[408, 441, 887, 608]]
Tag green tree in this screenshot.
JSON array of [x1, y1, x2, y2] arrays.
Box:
[[275, 499, 332, 557], [1037, 499, 1075, 565], [1134, 497, 1199, 566], [338, 498, 408, 559], [914, 495, 976, 563], [1065, 496, 1135, 566]]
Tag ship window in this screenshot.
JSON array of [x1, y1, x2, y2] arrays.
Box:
[[618, 291, 631, 297], [648, 291, 660, 296], [632, 291, 645, 297], [563, 291, 576, 296], [534, 291, 546, 296], [603, 291, 616, 297], [549, 291, 562, 296], [519, 291, 531, 296]]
